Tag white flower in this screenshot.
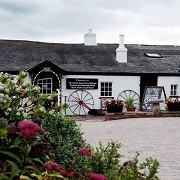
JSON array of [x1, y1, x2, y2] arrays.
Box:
[[49, 109, 55, 115], [5, 112, 9, 116], [5, 94, 9, 99], [0, 93, 4, 98], [22, 83, 26, 88], [2, 99, 7, 104], [16, 87, 22, 93], [34, 86, 40, 91], [4, 73, 9, 78], [39, 106, 46, 113], [21, 71, 26, 76], [7, 108, 12, 111], [47, 96, 53, 101], [22, 71, 29, 77], [18, 107, 24, 111], [23, 112, 29, 118], [0, 86, 4, 91], [4, 88, 9, 93], [16, 112, 21, 116]]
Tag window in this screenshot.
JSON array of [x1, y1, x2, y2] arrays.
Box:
[[37, 78, 52, 94], [144, 53, 162, 58], [100, 82, 112, 96], [170, 84, 178, 96]]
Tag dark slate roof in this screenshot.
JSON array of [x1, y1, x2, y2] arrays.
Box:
[[0, 39, 180, 75]]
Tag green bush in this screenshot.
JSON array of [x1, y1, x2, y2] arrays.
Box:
[[42, 113, 86, 165], [90, 141, 122, 179], [0, 71, 159, 179], [88, 141, 159, 180]]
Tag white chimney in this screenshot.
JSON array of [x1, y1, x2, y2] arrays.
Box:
[[116, 34, 128, 62], [84, 29, 97, 46]]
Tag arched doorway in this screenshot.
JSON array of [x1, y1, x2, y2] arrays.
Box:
[[33, 69, 61, 94]]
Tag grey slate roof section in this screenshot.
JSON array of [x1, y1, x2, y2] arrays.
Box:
[[0, 39, 180, 75]]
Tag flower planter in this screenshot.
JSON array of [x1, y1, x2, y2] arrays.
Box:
[[167, 103, 180, 111], [106, 105, 123, 113], [126, 108, 136, 112]]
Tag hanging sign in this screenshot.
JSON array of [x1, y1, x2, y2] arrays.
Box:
[[66, 78, 98, 89]]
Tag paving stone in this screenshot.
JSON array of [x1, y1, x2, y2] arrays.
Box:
[[77, 117, 180, 179]]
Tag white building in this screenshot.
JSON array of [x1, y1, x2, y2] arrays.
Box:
[[0, 30, 179, 115]]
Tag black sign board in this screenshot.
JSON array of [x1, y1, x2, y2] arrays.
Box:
[[66, 78, 98, 89]]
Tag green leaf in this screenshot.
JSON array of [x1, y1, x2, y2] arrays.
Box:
[[0, 151, 21, 164], [23, 165, 41, 174], [7, 160, 21, 179], [26, 145, 31, 156], [30, 157, 43, 165], [0, 174, 11, 180], [14, 136, 22, 146]]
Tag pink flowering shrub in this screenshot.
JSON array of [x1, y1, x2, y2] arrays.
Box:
[[59, 169, 74, 177], [44, 161, 60, 172], [0, 71, 159, 179], [86, 173, 107, 180], [104, 99, 123, 106], [18, 119, 44, 138], [77, 147, 92, 157]]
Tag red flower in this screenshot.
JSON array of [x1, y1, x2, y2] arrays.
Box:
[[18, 119, 44, 138], [44, 161, 60, 172], [77, 148, 92, 157], [86, 173, 107, 180], [59, 169, 67, 176], [59, 169, 74, 177], [111, 99, 116, 103]]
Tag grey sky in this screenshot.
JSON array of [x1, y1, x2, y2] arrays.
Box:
[[1, 0, 180, 45]]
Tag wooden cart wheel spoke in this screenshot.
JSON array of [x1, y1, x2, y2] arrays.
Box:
[[82, 92, 89, 101], [83, 97, 94, 102], [83, 102, 94, 106], [81, 102, 90, 110], [75, 91, 81, 100], [81, 105, 87, 115], [72, 104, 80, 114], [68, 90, 94, 115], [69, 103, 79, 108]]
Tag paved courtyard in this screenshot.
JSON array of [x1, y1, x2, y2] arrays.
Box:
[[77, 117, 180, 180]]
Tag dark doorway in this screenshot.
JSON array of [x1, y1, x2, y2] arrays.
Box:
[[140, 74, 158, 103]]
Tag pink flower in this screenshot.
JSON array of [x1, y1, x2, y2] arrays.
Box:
[[86, 173, 107, 180], [59, 169, 74, 177], [18, 119, 44, 138], [59, 169, 67, 176], [44, 161, 60, 172], [111, 99, 116, 103], [77, 148, 92, 157]]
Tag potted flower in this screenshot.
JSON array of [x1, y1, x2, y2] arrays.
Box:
[[123, 97, 136, 111], [165, 97, 180, 111], [104, 99, 124, 113]]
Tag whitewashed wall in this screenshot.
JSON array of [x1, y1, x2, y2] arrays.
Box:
[[61, 75, 140, 115], [158, 76, 180, 110], [158, 76, 180, 97]]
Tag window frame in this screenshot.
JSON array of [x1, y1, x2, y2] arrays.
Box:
[[37, 77, 53, 94], [100, 81, 113, 97], [170, 84, 178, 96]]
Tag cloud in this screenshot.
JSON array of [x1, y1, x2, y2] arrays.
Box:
[[0, 0, 180, 45]]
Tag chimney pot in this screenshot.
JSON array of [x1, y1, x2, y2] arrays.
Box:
[[116, 34, 128, 63], [84, 29, 97, 46]]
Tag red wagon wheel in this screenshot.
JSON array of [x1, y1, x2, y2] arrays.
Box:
[[68, 90, 94, 115]]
